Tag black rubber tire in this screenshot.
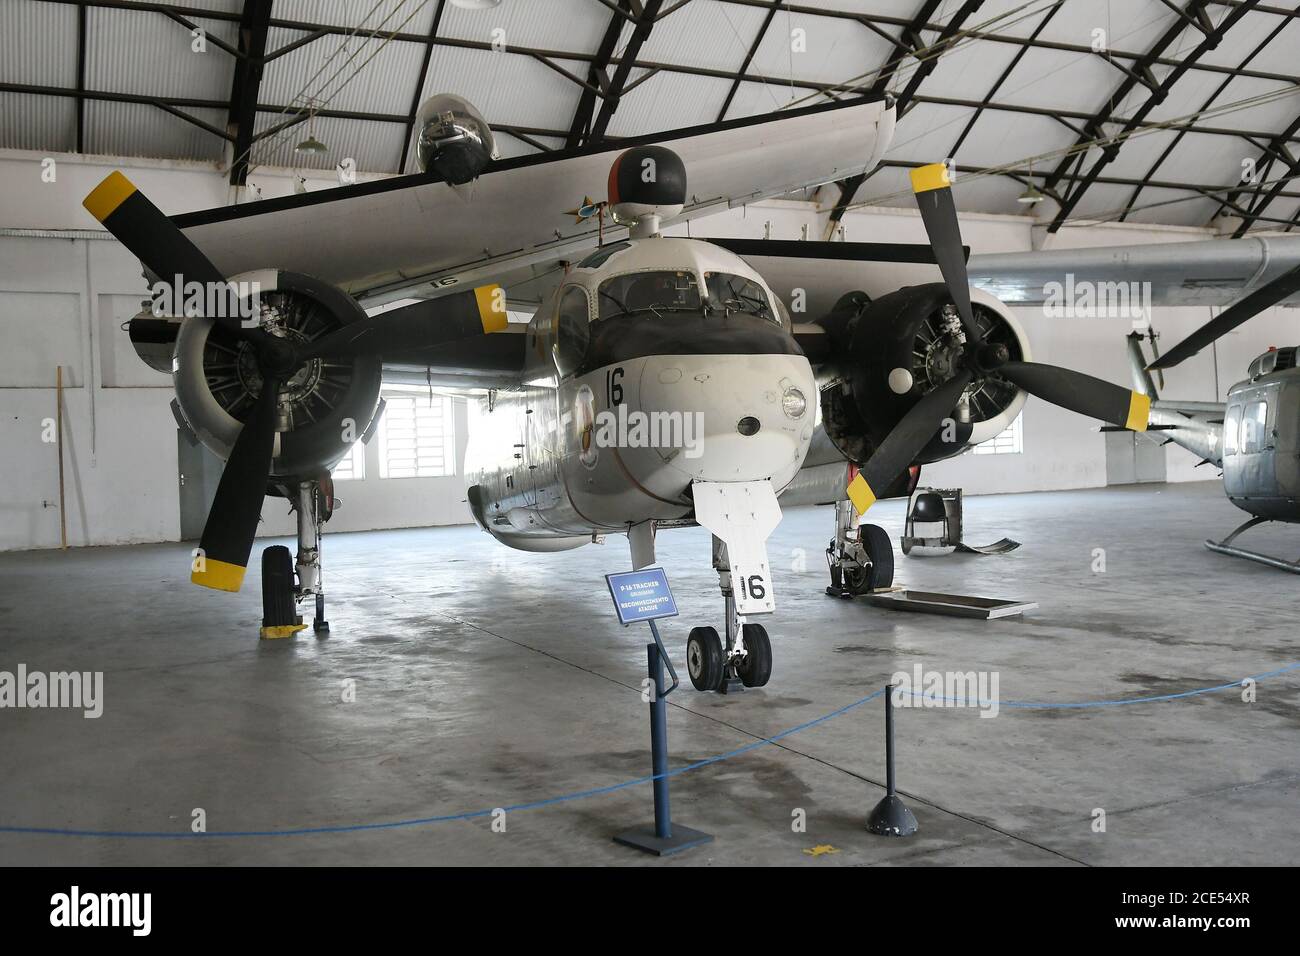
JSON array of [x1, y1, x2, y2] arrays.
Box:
[[844, 565, 870, 595], [686, 626, 724, 692], [261, 545, 296, 627], [737, 623, 772, 688], [861, 523, 895, 590]]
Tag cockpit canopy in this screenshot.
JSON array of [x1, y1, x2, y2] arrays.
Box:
[[594, 269, 776, 324]]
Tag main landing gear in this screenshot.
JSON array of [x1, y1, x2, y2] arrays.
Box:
[[260, 477, 335, 639], [686, 536, 773, 693], [825, 499, 894, 598]]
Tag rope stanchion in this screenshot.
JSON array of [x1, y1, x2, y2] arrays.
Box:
[[1, 661, 1293, 842]]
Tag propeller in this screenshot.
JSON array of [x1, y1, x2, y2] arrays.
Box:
[[84, 171, 508, 591], [1147, 262, 1300, 371], [846, 163, 1151, 516]]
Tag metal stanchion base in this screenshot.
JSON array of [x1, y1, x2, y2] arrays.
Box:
[[614, 823, 714, 857], [867, 794, 918, 837]]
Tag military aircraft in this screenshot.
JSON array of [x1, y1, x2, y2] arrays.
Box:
[[966, 234, 1300, 574], [85, 92, 1155, 692], [1123, 286, 1300, 572]]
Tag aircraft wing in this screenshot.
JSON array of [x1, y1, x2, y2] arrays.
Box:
[[968, 235, 1300, 308], [172, 95, 895, 313]]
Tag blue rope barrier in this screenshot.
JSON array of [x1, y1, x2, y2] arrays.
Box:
[[2, 660, 1294, 840]]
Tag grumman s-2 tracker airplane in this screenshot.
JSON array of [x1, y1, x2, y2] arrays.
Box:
[[85, 91, 1220, 694]]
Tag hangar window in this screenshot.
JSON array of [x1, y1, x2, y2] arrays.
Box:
[[379, 390, 456, 478], [331, 442, 365, 481], [971, 414, 1023, 455]]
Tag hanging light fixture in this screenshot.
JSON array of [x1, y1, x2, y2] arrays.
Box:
[[1018, 161, 1045, 205], [295, 106, 327, 155], [449, 0, 502, 9]]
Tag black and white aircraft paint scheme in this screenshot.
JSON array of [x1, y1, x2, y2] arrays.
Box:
[[89, 92, 1162, 691]]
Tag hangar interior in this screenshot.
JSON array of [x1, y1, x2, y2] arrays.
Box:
[[1, 0, 1298, 867]]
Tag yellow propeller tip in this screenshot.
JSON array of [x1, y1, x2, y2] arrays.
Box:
[[83, 170, 136, 222], [1126, 392, 1151, 432], [910, 163, 951, 194], [191, 559, 246, 592], [847, 473, 877, 514]]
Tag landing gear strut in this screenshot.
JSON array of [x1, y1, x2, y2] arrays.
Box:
[[826, 499, 894, 598], [260, 476, 334, 639], [686, 536, 773, 692]]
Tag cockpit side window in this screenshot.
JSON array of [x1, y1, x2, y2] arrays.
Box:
[[597, 270, 702, 320], [1223, 404, 1242, 456], [553, 285, 591, 376], [704, 272, 776, 323]]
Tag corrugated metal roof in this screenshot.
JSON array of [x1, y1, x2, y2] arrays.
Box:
[[85, 7, 239, 102], [0, 0, 78, 88], [2, 0, 1300, 233], [0, 91, 76, 153], [249, 111, 405, 175], [85, 100, 227, 162]]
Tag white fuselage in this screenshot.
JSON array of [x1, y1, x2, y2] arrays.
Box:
[[464, 237, 819, 550]]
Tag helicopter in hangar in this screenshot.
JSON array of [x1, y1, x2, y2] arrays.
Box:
[[1119, 267, 1300, 573], [88, 92, 1153, 692]]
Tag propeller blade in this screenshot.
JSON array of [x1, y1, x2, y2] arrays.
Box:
[[83, 172, 259, 342], [847, 371, 974, 514], [911, 163, 981, 343], [1000, 361, 1149, 431], [190, 375, 282, 592], [1148, 263, 1300, 370], [299, 285, 509, 360]]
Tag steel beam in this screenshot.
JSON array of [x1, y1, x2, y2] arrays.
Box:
[[1043, 0, 1262, 233], [226, 0, 272, 186]]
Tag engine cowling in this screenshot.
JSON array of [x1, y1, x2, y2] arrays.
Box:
[[169, 270, 382, 478], [819, 282, 1030, 466]]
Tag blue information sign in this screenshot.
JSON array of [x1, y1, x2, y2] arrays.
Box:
[[606, 567, 679, 625]]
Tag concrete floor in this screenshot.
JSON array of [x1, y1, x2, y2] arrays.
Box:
[[0, 480, 1297, 866]]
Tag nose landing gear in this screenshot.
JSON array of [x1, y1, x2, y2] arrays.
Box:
[[685, 536, 774, 692], [826, 499, 894, 598]]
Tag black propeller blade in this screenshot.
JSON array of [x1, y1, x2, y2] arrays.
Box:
[[848, 371, 973, 515], [1000, 361, 1150, 432], [190, 374, 282, 592], [1148, 263, 1300, 370], [910, 163, 981, 344], [83, 171, 265, 344], [85, 171, 511, 592], [300, 286, 507, 360], [847, 162, 1153, 513]]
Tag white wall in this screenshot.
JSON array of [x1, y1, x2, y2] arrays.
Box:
[[0, 150, 474, 551], [3, 147, 1298, 551]]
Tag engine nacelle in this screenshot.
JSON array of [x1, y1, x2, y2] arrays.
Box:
[[169, 270, 382, 478], [819, 283, 1030, 466], [414, 94, 496, 184]]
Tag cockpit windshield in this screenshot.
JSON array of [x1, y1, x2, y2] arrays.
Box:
[[704, 272, 776, 323], [597, 270, 702, 320]]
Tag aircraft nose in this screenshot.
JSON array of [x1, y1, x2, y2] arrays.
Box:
[[635, 354, 817, 485]]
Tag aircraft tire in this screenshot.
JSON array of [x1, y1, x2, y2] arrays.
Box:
[[737, 623, 772, 688], [261, 545, 296, 627], [686, 626, 724, 692], [861, 523, 894, 591]]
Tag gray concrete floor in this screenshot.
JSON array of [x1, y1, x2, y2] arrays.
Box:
[[0, 480, 1297, 866]]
